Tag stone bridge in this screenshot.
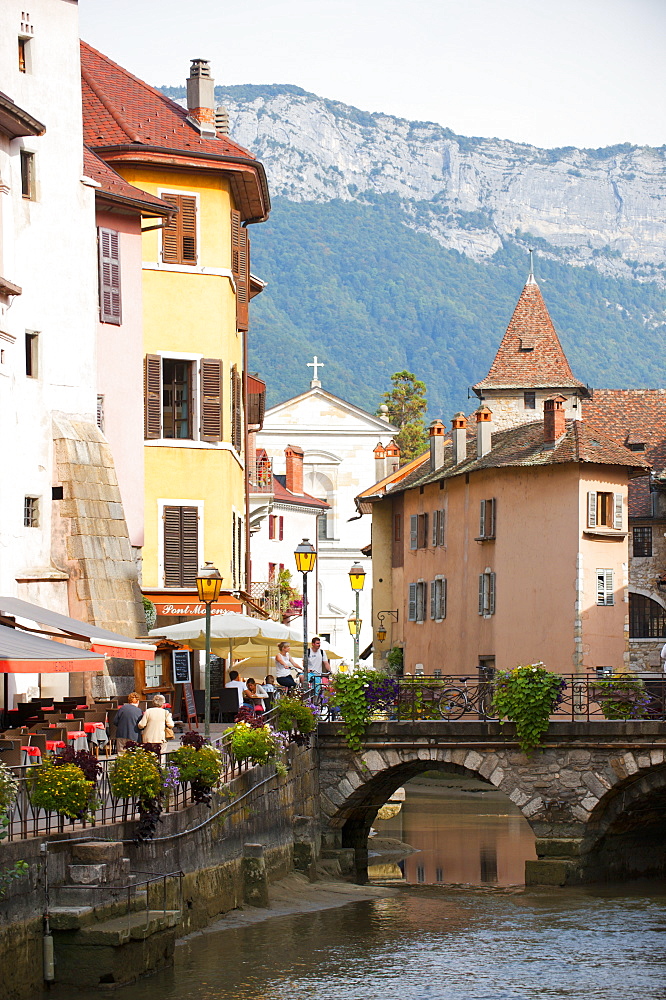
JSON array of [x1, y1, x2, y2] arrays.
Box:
[[316, 720, 666, 884]]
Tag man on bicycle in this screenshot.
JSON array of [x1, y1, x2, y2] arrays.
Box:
[[306, 636, 330, 695]]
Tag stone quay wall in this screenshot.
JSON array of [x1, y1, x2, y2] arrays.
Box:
[[0, 744, 320, 1000]]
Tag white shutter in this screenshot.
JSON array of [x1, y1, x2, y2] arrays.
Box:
[[478, 574, 485, 615], [489, 572, 496, 615], [479, 499, 486, 537], [613, 493, 623, 530], [438, 509, 446, 546], [430, 581, 437, 620], [99, 228, 121, 324], [587, 491, 597, 528], [604, 569, 614, 605], [410, 515, 418, 550], [408, 583, 417, 621]]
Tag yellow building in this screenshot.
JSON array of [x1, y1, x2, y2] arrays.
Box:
[[82, 45, 270, 635]]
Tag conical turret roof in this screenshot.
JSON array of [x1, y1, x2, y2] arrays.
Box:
[[473, 276, 586, 392]]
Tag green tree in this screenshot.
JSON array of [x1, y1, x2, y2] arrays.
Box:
[[380, 370, 427, 463]]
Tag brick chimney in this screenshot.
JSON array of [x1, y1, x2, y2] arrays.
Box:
[[385, 440, 401, 475], [428, 420, 446, 471], [475, 405, 493, 458], [374, 442, 386, 481], [544, 395, 567, 448], [285, 444, 304, 494], [451, 412, 468, 464], [187, 59, 216, 135]]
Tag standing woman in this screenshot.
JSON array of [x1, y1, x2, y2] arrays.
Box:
[[113, 692, 143, 751], [137, 694, 174, 749], [274, 642, 301, 691]]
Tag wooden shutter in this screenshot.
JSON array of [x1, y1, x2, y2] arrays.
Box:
[[438, 509, 446, 546], [432, 511, 438, 547], [200, 358, 222, 442], [231, 209, 250, 331], [408, 583, 417, 621], [230, 365, 242, 452], [441, 578, 447, 619], [587, 491, 597, 528], [478, 574, 485, 615], [279, 516, 284, 541], [164, 505, 198, 587], [613, 493, 623, 530], [417, 513, 428, 548], [479, 499, 486, 538], [487, 499, 496, 538], [162, 194, 197, 265], [144, 354, 162, 439], [430, 581, 437, 620], [268, 516, 275, 540], [489, 572, 496, 615], [410, 515, 418, 550], [98, 228, 121, 324], [416, 582, 425, 622]]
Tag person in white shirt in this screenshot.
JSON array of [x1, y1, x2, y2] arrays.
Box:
[[306, 636, 330, 694], [274, 642, 301, 690], [225, 670, 247, 708], [661, 641, 666, 672]]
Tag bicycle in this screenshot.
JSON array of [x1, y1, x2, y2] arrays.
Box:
[[435, 677, 497, 721]]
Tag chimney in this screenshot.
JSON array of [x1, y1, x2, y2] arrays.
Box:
[[451, 412, 468, 464], [374, 442, 386, 481], [285, 444, 304, 495], [385, 440, 401, 474], [215, 105, 230, 134], [428, 420, 446, 471], [475, 405, 493, 458], [544, 395, 567, 448], [187, 59, 216, 135]]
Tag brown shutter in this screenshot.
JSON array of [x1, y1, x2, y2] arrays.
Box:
[[163, 505, 199, 587], [98, 228, 121, 324], [161, 195, 180, 263], [144, 354, 162, 439], [180, 196, 197, 264], [230, 365, 242, 452], [200, 359, 222, 442], [162, 194, 197, 265], [231, 209, 249, 331]]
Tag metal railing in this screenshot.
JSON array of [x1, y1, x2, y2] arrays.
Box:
[[322, 675, 666, 723], [249, 457, 273, 493]]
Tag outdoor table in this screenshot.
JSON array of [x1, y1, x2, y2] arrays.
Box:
[[45, 740, 65, 753], [21, 746, 41, 765], [65, 731, 88, 751], [84, 722, 108, 748]]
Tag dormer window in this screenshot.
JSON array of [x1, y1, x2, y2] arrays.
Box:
[[524, 391, 536, 409], [626, 431, 646, 452]]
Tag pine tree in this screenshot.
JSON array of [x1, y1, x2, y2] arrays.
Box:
[[380, 370, 427, 463]]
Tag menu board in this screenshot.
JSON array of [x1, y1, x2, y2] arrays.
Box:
[[182, 682, 198, 728], [172, 649, 191, 684]]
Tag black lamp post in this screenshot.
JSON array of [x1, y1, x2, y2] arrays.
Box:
[[196, 562, 222, 738], [294, 539, 316, 683], [348, 562, 366, 670]]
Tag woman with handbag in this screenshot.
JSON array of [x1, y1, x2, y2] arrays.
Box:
[[137, 694, 174, 748]]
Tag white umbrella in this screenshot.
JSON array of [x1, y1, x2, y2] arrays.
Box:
[[149, 612, 297, 647]]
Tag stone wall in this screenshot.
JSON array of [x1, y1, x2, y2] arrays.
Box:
[[629, 515, 666, 672], [0, 744, 320, 998]]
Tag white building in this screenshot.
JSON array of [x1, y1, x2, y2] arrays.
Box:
[[0, 1, 144, 706], [258, 362, 398, 660]]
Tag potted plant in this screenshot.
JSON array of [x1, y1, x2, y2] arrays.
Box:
[[108, 746, 164, 841], [492, 663, 566, 754], [274, 696, 317, 738], [590, 674, 650, 720], [229, 722, 287, 769], [29, 761, 95, 821], [170, 731, 223, 805]]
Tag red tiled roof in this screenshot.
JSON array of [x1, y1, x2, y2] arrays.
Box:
[[582, 389, 666, 518], [273, 475, 329, 510], [474, 278, 586, 392], [83, 146, 174, 217], [80, 41, 269, 223]]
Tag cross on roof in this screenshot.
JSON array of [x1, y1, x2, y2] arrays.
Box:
[[307, 355, 324, 387]]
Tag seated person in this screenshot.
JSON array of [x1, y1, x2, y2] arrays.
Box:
[[225, 669, 247, 708], [242, 677, 266, 712]]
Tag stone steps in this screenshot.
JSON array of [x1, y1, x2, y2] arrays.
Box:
[[76, 909, 181, 946]]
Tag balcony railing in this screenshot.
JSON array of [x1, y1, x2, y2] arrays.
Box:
[[249, 457, 273, 493]]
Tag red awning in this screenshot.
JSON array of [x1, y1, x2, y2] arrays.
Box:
[[0, 596, 156, 661], [0, 624, 106, 673]]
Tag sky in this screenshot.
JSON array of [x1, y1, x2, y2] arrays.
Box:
[[79, 0, 666, 150]]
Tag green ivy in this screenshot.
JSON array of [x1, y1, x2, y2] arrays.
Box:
[[0, 762, 28, 896], [330, 671, 376, 752], [386, 646, 404, 674], [492, 663, 565, 755]]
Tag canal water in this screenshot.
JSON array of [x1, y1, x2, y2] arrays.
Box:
[[49, 776, 666, 999]]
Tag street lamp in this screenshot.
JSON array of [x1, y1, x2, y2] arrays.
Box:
[[348, 562, 366, 670], [294, 539, 316, 683], [196, 562, 222, 738], [376, 610, 399, 644]]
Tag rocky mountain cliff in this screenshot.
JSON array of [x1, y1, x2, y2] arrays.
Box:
[[163, 85, 666, 414], [166, 84, 666, 283]]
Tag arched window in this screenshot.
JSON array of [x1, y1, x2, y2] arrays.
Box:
[[629, 594, 666, 638]]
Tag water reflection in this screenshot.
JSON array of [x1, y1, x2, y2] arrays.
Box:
[[370, 774, 537, 885]]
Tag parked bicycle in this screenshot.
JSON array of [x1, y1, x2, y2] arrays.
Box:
[[435, 677, 497, 721]]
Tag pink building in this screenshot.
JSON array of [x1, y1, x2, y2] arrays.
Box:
[[363, 277, 649, 678]]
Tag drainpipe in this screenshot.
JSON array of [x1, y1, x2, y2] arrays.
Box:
[[242, 328, 252, 599]]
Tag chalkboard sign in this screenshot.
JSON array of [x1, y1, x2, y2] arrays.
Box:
[[172, 649, 191, 684], [182, 682, 198, 728]]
